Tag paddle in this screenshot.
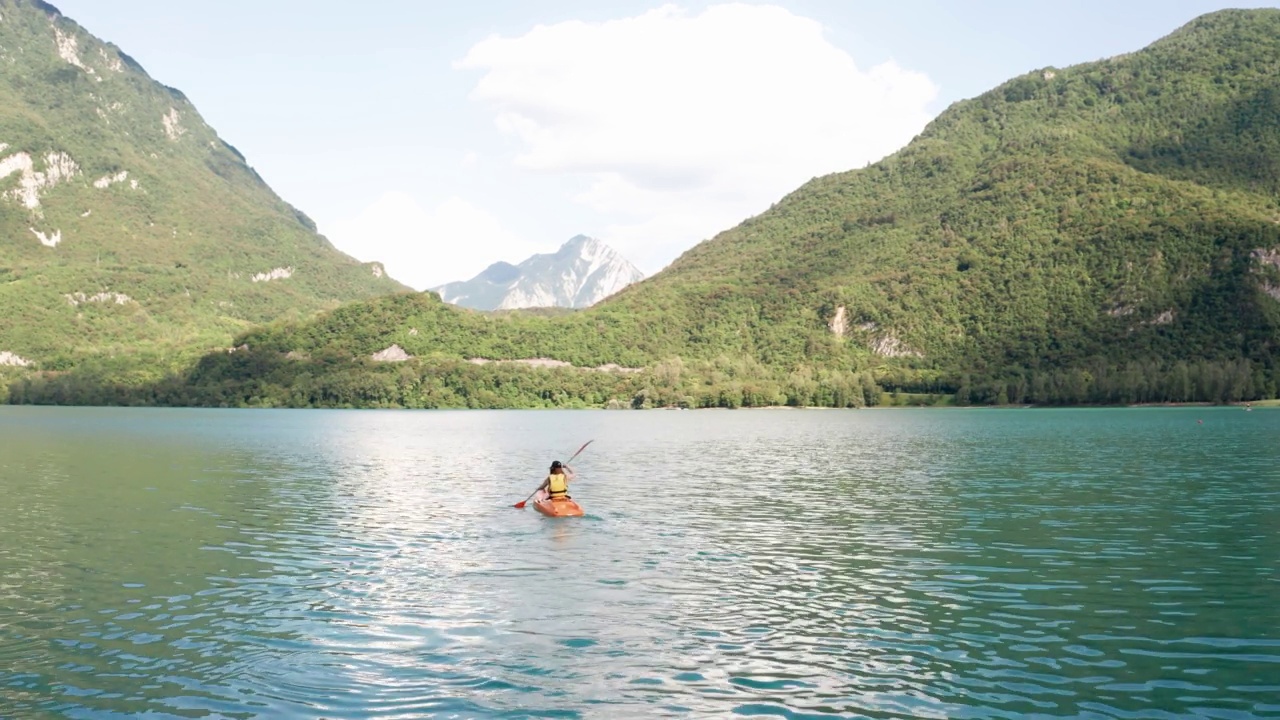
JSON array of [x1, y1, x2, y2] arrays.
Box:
[[513, 439, 593, 509]]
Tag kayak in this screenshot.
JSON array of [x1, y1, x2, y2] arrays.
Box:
[[531, 489, 584, 518]]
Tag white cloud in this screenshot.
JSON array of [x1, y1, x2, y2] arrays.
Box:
[[458, 3, 938, 272], [324, 192, 527, 290]]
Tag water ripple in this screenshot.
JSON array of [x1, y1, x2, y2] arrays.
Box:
[[1, 406, 1277, 717]]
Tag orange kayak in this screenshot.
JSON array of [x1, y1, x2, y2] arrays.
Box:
[[531, 489, 584, 517]]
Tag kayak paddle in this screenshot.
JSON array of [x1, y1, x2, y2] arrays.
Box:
[[513, 439, 593, 509]]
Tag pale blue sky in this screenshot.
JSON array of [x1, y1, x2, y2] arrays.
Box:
[[51, 0, 1278, 288]]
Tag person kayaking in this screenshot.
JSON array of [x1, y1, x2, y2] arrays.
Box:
[[537, 460, 575, 500], [512, 442, 592, 513]]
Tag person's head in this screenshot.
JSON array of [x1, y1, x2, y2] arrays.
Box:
[[550, 460, 563, 473]]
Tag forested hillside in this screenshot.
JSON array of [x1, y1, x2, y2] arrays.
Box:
[[8, 9, 1280, 408], [597, 8, 1280, 397]]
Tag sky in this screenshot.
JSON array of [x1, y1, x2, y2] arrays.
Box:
[[50, 0, 1279, 290]]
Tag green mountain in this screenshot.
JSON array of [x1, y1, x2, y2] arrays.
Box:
[[9, 8, 1280, 408], [0, 0, 406, 377], [593, 7, 1280, 400]]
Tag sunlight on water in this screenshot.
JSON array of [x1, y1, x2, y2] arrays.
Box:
[[1, 406, 1277, 718]]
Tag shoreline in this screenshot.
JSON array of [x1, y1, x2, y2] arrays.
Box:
[[684, 399, 1277, 410], [2, 400, 1276, 412]]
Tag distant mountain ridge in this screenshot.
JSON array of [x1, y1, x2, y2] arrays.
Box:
[[433, 235, 644, 310], [0, 0, 406, 372]]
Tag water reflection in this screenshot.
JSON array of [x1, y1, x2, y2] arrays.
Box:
[[1, 406, 1277, 718]]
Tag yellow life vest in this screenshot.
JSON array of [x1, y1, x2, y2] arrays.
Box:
[[547, 472, 568, 497]]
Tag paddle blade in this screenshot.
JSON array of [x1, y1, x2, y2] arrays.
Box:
[[513, 500, 528, 509], [566, 439, 594, 464]]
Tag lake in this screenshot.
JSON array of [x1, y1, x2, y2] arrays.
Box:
[[1, 406, 1277, 718]]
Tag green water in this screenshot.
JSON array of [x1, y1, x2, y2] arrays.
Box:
[[1, 406, 1277, 718]]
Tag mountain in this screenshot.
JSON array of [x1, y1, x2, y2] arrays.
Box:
[[432, 236, 645, 310], [590, 8, 1280, 393], [9, 9, 1280, 408], [0, 0, 407, 373]]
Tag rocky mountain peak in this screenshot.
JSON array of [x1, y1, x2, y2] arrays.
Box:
[[432, 236, 644, 310]]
